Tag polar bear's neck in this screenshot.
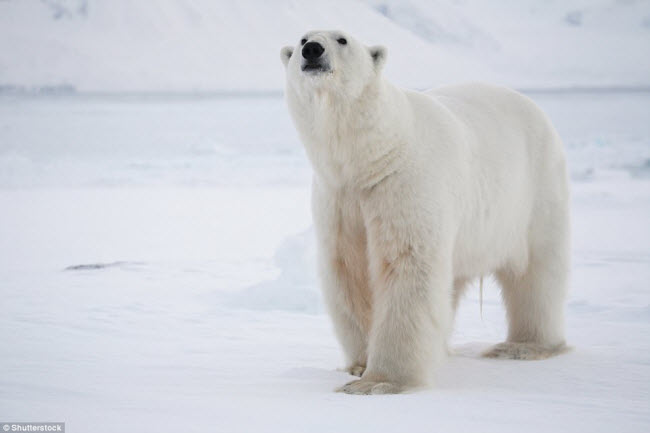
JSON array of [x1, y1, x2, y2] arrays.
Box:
[[289, 79, 407, 189]]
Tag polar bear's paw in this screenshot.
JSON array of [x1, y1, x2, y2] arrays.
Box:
[[336, 379, 402, 395], [346, 365, 366, 377], [482, 342, 568, 360]]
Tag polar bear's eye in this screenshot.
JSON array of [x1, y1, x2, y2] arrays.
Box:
[[337, 38, 347, 45], [301, 38, 307, 45]]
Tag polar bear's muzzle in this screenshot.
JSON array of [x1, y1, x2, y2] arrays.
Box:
[[301, 41, 331, 73]]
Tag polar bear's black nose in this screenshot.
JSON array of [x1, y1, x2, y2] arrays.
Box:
[[302, 42, 324, 61]]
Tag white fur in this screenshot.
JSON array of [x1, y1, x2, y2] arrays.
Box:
[[281, 31, 570, 395]]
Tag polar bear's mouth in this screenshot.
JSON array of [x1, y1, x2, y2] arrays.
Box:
[[301, 62, 330, 73]]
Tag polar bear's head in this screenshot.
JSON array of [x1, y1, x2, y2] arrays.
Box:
[[280, 30, 386, 99]]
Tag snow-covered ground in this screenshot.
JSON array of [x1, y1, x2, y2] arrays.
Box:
[[0, 91, 648, 432]]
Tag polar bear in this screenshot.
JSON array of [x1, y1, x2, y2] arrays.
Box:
[[280, 31, 570, 395]]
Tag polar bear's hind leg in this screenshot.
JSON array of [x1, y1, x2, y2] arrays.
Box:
[[485, 197, 570, 360]]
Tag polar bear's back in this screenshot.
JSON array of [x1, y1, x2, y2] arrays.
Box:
[[425, 82, 542, 119], [424, 83, 563, 162], [422, 82, 566, 187]]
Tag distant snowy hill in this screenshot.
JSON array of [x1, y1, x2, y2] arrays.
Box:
[[366, 0, 650, 89], [0, 0, 648, 92]]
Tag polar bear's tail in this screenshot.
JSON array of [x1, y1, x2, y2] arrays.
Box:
[[479, 276, 484, 319]]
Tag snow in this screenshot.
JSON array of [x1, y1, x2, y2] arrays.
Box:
[[0, 0, 493, 92], [2, 2, 648, 430], [1, 90, 649, 432], [1, 0, 649, 92], [367, 0, 650, 88]]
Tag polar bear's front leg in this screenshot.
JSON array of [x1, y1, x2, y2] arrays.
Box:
[[317, 233, 371, 375], [338, 182, 453, 395], [319, 263, 370, 375], [312, 182, 372, 375]]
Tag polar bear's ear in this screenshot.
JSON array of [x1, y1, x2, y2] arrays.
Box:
[[369, 45, 387, 71], [281, 46, 294, 67]]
